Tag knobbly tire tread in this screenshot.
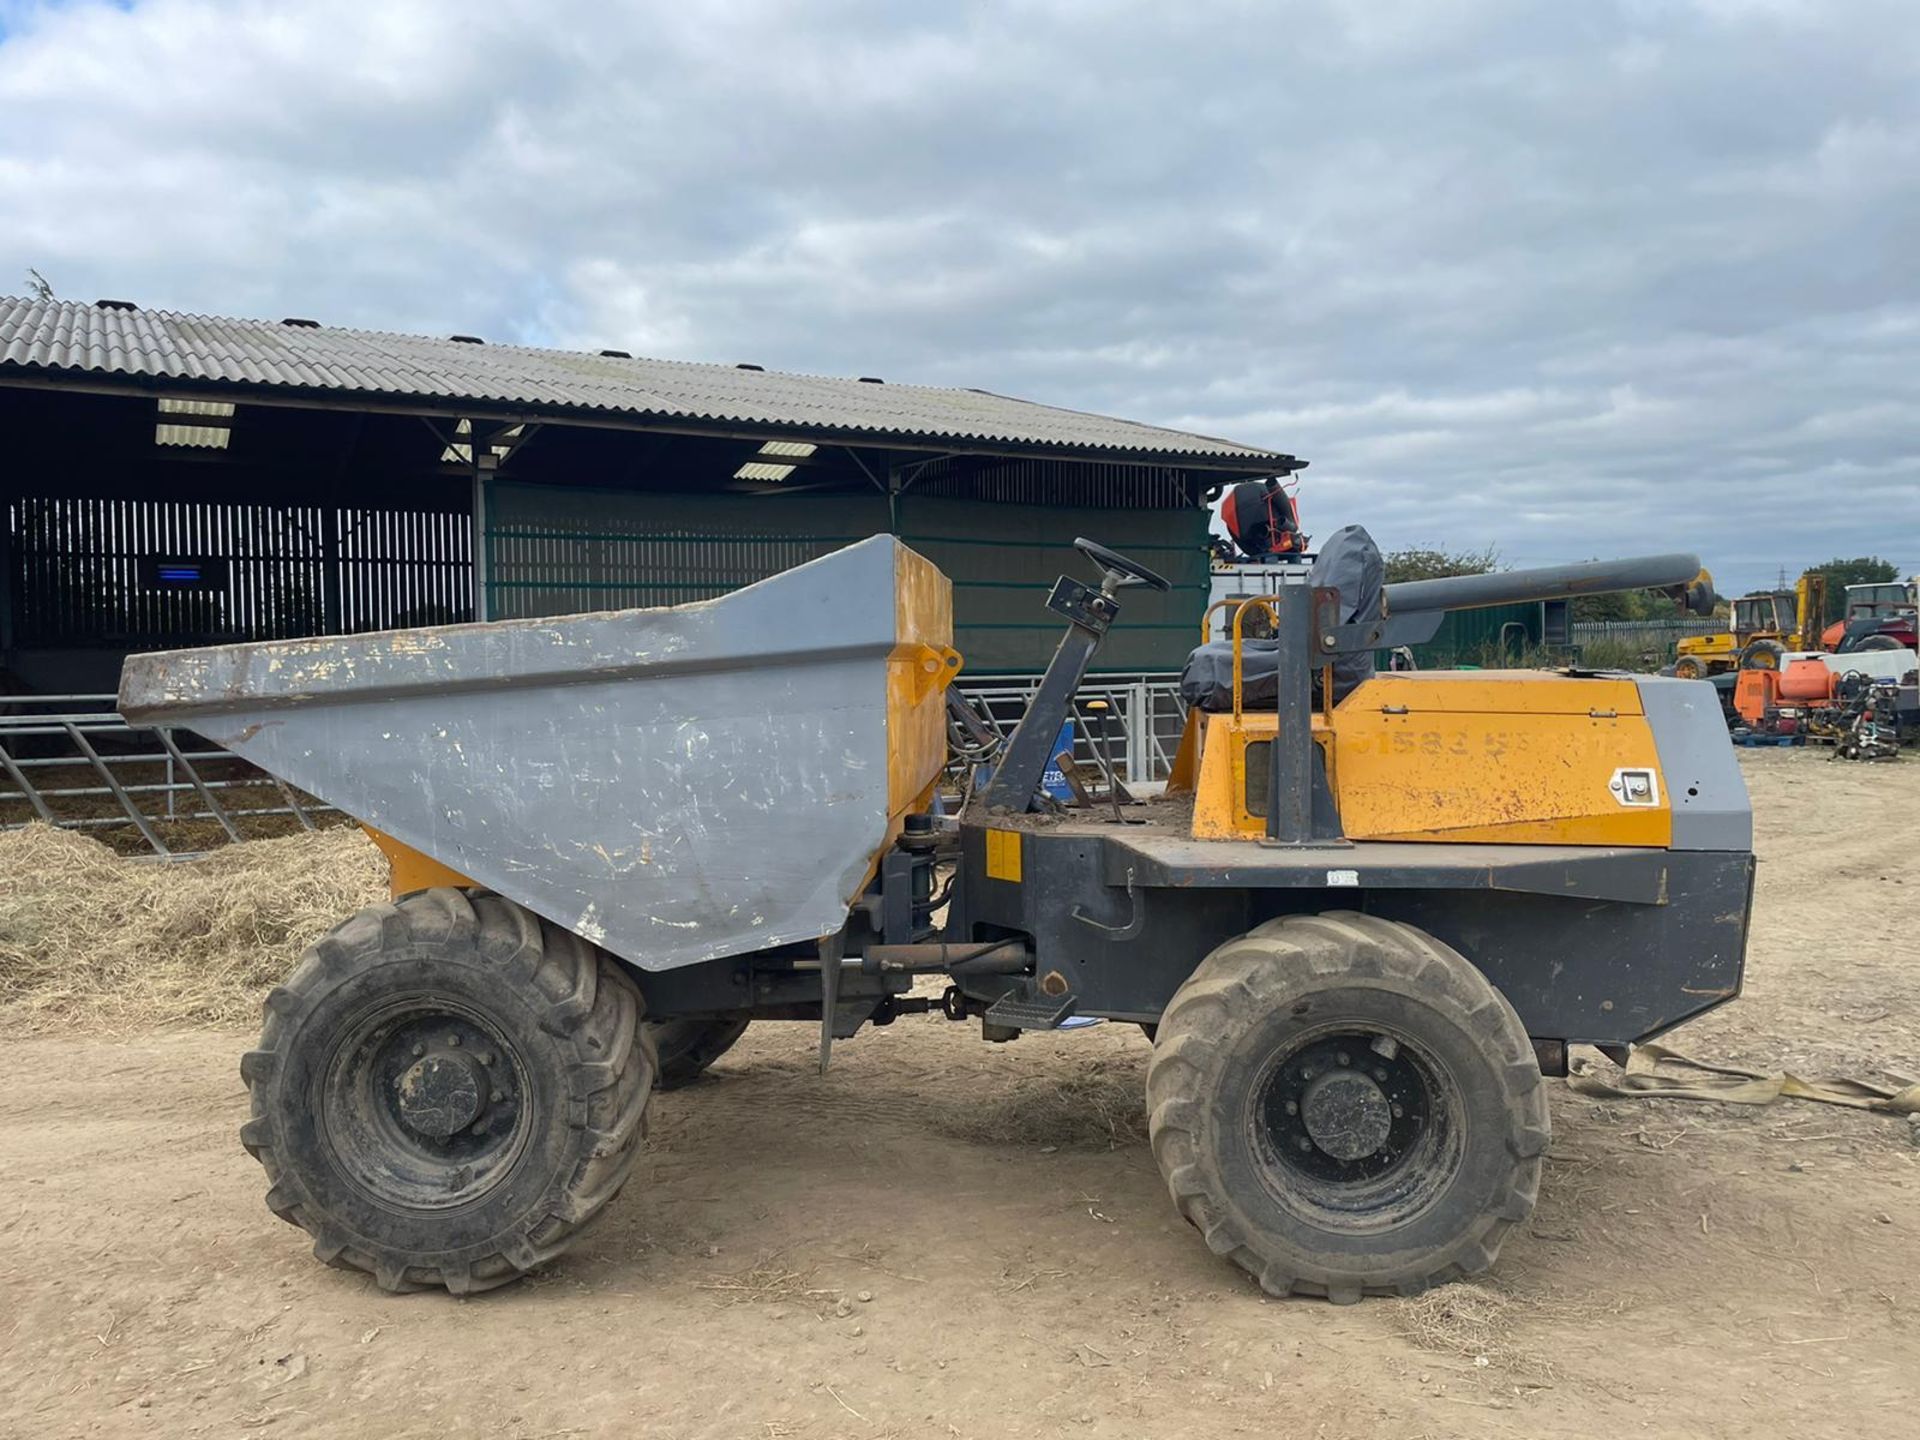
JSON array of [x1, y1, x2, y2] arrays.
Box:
[[241, 887, 655, 1296], [650, 1015, 753, 1090], [1145, 910, 1548, 1303]]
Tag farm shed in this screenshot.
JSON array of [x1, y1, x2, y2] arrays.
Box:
[[1397, 599, 1570, 669], [0, 298, 1293, 695]]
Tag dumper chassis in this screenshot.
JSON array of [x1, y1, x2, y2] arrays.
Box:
[[121, 532, 1752, 1302]]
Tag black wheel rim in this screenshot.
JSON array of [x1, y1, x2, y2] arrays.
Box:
[[1246, 1025, 1463, 1233], [321, 997, 532, 1211]]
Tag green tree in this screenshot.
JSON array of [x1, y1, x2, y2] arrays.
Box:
[[1571, 584, 1677, 623], [1809, 557, 1899, 624], [1381, 545, 1499, 584]]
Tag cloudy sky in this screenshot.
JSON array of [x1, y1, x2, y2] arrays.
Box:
[[2, 0, 1915, 594]]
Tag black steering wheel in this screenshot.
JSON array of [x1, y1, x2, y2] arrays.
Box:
[[1075, 537, 1172, 592]]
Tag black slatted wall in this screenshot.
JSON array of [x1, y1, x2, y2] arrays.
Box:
[[6, 494, 472, 648]]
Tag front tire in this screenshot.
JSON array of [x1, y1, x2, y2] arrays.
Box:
[[240, 888, 655, 1295], [1146, 912, 1547, 1303]]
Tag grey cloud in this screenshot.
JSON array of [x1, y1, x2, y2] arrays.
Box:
[[1, 0, 1916, 593]]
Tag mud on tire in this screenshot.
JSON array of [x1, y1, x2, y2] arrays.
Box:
[[1145, 911, 1548, 1303], [240, 888, 655, 1295]]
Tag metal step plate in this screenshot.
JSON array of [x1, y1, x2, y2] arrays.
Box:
[[983, 990, 1078, 1031]]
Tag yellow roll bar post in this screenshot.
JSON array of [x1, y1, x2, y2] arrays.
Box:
[[1203, 593, 1340, 730], [1229, 595, 1277, 723], [1197, 598, 1238, 644]]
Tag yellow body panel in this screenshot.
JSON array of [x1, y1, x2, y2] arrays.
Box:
[[363, 825, 476, 898], [856, 543, 961, 898], [984, 828, 1025, 882], [887, 545, 961, 821], [1185, 672, 1671, 846]]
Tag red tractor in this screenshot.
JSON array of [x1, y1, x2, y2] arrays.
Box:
[[1821, 580, 1918, 655]]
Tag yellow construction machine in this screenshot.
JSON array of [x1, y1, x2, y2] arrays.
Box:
[[1673, 570, 1826, 678]]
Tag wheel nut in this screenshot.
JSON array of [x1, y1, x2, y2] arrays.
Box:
[[1336, 1052, 1350, 1066], [412, 1043, 425, 1058], [490, 1089, 504, 1103], [448, 1035, 462, 1047], [470, 1122, 486, 1136], [1374, 1069, 1388, 1082], [1300, 1066, 1315, 1080], [1285, 1100, 1299, 1116], [1296, 1137, 1312, 1151], [478, 1052, 494, 1066], [1392, 1104, 1405, 1118]]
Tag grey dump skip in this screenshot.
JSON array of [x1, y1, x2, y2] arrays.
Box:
[[119, 536, 918, 972]]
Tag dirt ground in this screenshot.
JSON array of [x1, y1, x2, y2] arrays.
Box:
[[2, 746, 1916, 1439]]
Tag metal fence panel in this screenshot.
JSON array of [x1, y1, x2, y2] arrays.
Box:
[[0, 695, 324, 858], [959, 672, 1185, 785]]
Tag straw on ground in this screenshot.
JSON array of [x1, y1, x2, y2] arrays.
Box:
[[0, 823, 385, 1032]]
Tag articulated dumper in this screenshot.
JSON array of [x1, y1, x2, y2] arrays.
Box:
[[119, 532, 1750, 1302]]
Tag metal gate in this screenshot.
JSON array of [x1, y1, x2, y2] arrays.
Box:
[[959, 673, 1186, 786]]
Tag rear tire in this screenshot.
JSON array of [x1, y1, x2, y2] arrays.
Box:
[[1738, 639, 1786, 670], [1146, 912, 1547, 1303], [240, 888, 654, 1295], [650, 1015, 752, 1090], [1671, 654, 1707, 681]]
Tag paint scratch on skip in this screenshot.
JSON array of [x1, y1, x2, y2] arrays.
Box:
[[573, 904, 609, 946]]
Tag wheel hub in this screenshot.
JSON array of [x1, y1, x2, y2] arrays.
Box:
[[395, 1051, 487, 1138], [1300, 1069, 1393, 1161], [324, 1004, 527, 1211], [1256, 1032, 1434, 1186]]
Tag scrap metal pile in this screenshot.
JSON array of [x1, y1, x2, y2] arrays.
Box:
[[1727, 650, 1918, 759], [1703, 579, 1919, 760], [1830, 676, 1907, 762]]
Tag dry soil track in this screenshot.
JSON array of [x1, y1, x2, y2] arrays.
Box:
[[1, 747, 1915, 1439]]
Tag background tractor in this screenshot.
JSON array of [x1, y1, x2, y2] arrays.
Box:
[[1821, 579, 1919, 656]]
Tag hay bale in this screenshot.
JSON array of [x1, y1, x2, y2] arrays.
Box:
[[0, 823, 386, 1032]]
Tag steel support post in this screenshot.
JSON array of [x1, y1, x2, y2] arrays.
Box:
[[1264, 574, 1315, 846]]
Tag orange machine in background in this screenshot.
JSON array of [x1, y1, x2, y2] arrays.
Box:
[[1734, 655, 1916, 757], [1735, 659, 1835, 732]]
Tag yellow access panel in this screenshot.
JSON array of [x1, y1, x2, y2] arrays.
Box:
[[885, 544, 961, 822], [1327, 673, 1670, 846]]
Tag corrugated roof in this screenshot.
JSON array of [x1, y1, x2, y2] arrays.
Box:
[[0, 297, 1287, 467]]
